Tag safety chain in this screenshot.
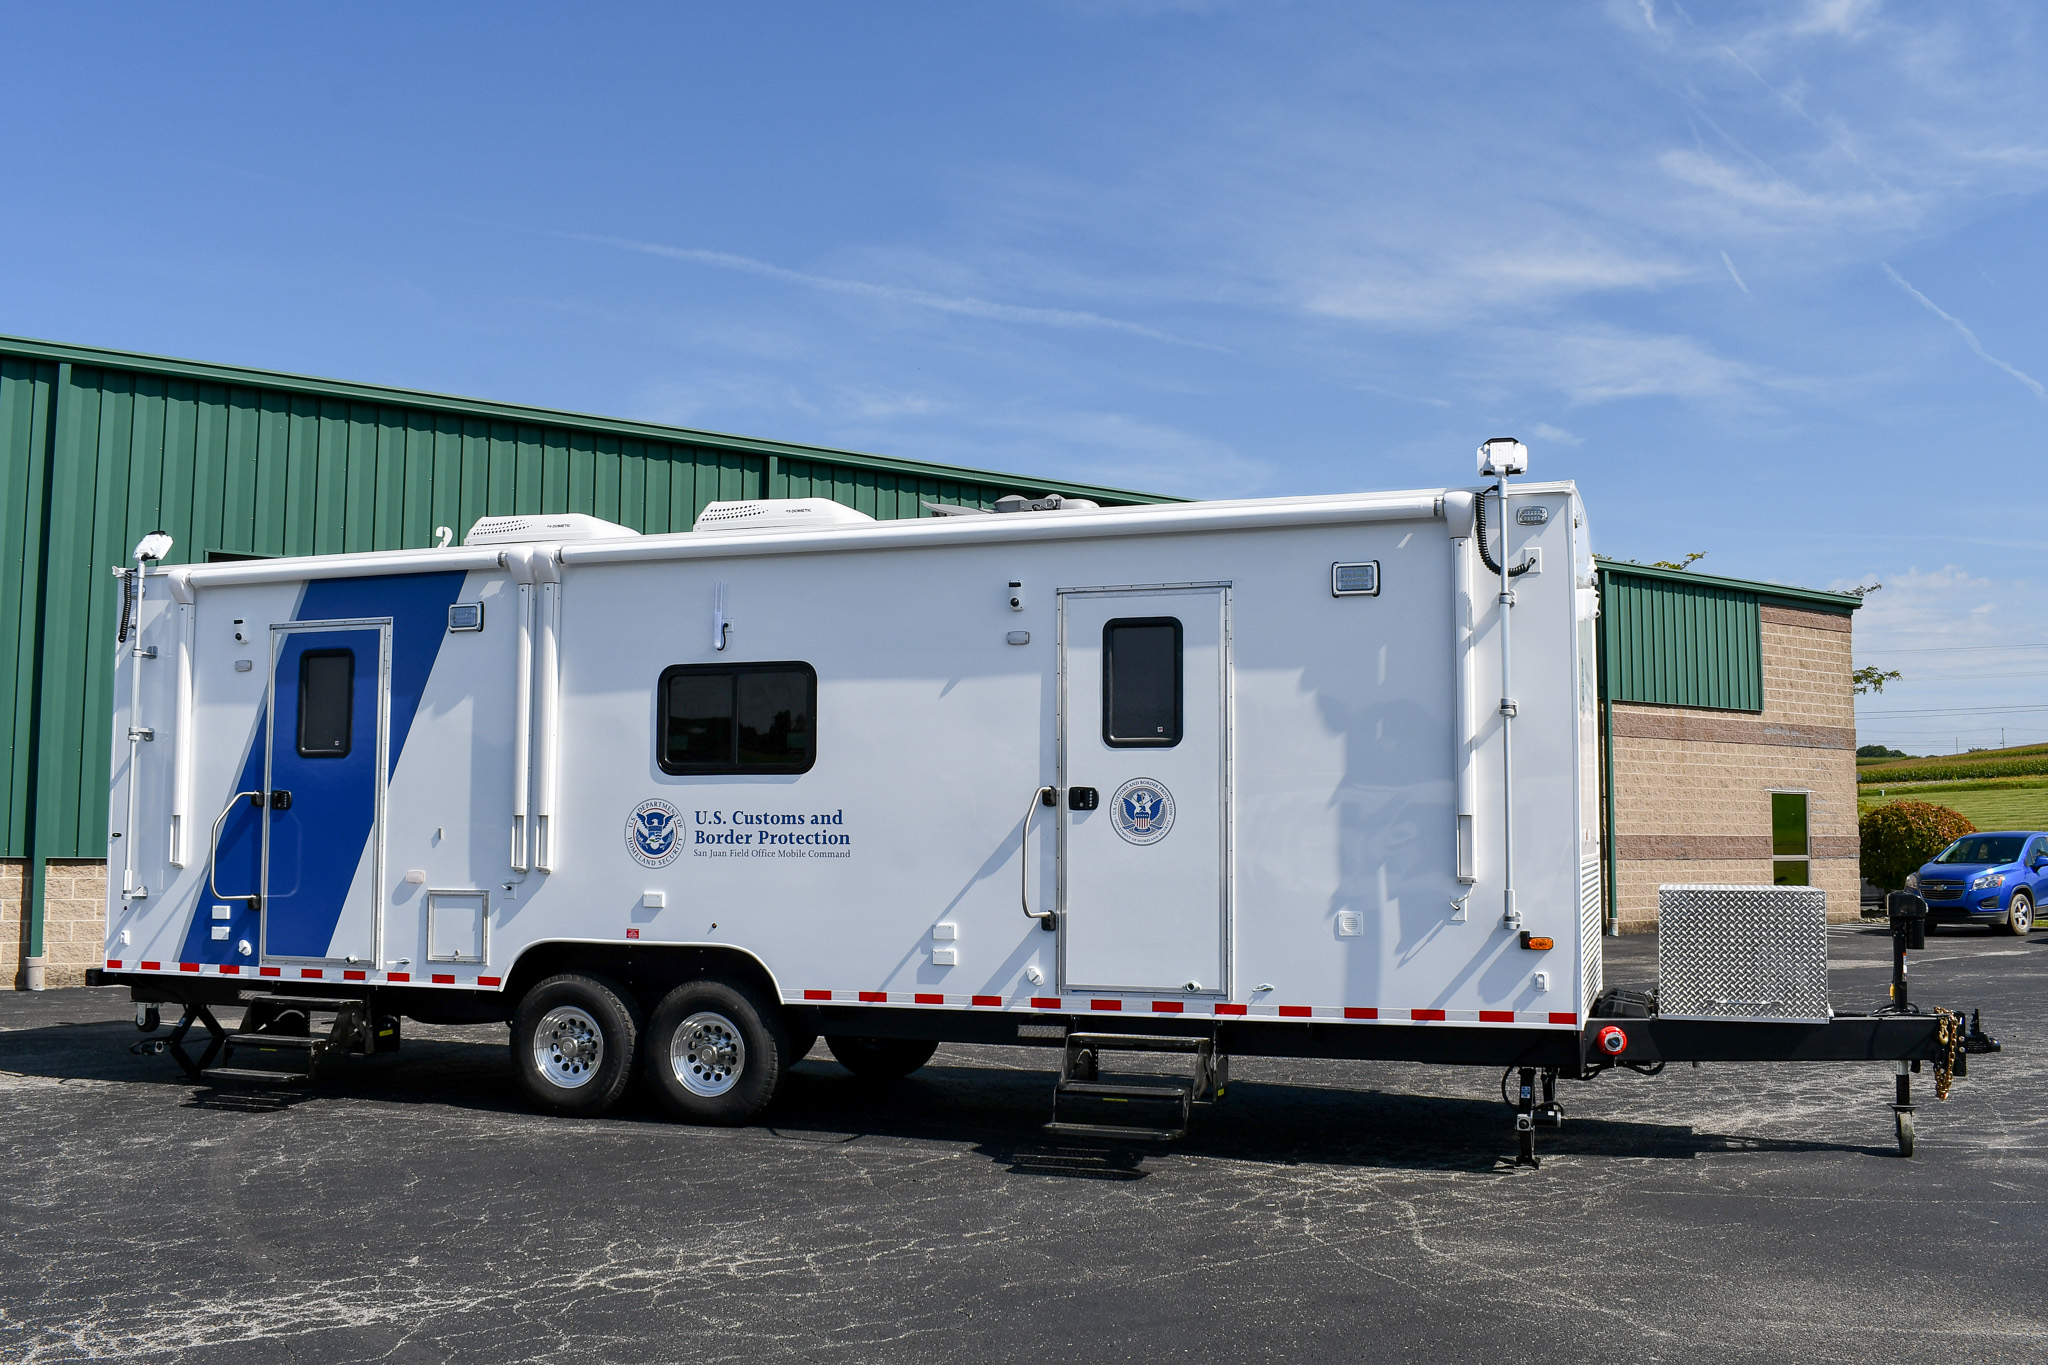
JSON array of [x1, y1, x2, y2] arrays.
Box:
[[1933, 1007, 1961, 1102]]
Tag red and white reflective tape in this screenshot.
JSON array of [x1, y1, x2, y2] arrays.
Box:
[[785, 986, 1577, 1027], [103, 961, 503, 990]]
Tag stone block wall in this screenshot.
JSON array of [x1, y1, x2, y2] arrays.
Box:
[[2, 859, 109, 989], [1607, 604, 1861, 931]]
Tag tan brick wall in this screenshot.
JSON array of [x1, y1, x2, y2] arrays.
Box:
[[1608, 605, 1860, 931], [2, 858, 109, 990], [0, 860, 21, 987]]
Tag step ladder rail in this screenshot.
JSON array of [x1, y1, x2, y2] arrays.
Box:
[[210, 995, 371, 1086]]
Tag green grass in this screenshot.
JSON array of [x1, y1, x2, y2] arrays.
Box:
[[1858, 776, 2048, 832]]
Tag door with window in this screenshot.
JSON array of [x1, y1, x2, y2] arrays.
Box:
[[1771, 791, 1809, 886], [1058, 586, 1229, 994], [264, 622, 389, 965]]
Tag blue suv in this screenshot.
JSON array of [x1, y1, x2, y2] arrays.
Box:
[[1907, 831, 2048, 934]]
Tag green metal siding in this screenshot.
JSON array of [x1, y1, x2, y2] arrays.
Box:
[[1599, 569, 1764, 712], [0, 337, 1170, 859]]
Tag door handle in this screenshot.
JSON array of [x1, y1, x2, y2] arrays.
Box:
[[1068, 786, 1099, 810], [1021, 786, 1056, 931], [209, 791, 264, 911]]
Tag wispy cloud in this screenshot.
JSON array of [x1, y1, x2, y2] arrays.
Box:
[[1499, 325, 1765, 405], [1882, 263, 2048, 404], [1303, 244, 1690, 328], [568, 233, 1216, 350], [1719, 250, 1751, 294]]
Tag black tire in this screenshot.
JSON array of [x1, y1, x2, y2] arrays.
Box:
[[2006, 891, 2034, 937], [645, 979, 789, 1125], [511, 973, 642, 1117], [826, 1035, 939, 1080], [1896, 1108, 1915, 1158]]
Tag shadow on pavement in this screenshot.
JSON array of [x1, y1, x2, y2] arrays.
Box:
[[4, 1019, 1877, 1174]]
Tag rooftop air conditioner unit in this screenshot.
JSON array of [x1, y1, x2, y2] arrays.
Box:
[[692, 499, 878, 534], [463, 514, 640, 546]]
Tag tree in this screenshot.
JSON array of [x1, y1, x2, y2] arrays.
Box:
[[1857, 744, 1909, 759], [1860, 801, 1976, 891], [1853, 665, 1903, 695], [1650, 551, 1707, 571]]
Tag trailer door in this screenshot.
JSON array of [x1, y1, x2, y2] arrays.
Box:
[[262, 621, 389, 966], [1058, 586, 1229, 995]]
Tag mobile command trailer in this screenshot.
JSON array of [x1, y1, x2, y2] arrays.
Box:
[[97, 443, 1995, 1161]]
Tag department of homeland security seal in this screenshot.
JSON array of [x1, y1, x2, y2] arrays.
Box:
[[1111, 778, 1175, 846], [627, 798, 683, 868]]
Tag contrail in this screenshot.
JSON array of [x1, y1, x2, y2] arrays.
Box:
[[1720, 250, 1750, 295], [568, 233, 1217, 350], [1883, 262, 2046, 404]]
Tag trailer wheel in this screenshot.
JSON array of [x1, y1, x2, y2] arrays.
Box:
[[826, 1035, 939, 1080], [1895, 1109, 1915, 1158], [646, 979, 788, 1125], [511, 973, 642, 1117]]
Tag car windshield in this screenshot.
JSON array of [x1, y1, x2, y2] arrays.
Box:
[[1933, 836, 2026, 865]]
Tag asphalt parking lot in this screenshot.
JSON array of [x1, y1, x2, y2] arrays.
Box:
[[2, 926, 2043, 1365]]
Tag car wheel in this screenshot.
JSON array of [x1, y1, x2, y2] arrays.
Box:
[[645, 978, 789, 1125], [512, 973, 643, 1116], [826, 1035, 939, 1080], [2007, 891, 2035, 937]]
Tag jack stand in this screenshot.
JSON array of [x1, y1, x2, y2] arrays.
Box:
[[1514, 1065, 1540, 1168], [1533, 1068, 1564, 1129], [1892, 1062, 1915, 1158], [164, 1002, 226, 1078]]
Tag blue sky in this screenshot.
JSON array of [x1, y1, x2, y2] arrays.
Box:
[[3, 2, 2043, 751]]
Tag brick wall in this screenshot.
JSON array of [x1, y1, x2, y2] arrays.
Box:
[[2, 859, 109, 990], [1607, 604, 1860, 931]]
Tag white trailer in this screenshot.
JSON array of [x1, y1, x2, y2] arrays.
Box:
[[98, 442, 1992, 1159]]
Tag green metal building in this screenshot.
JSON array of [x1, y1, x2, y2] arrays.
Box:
[[0, 335, 1166, 985], [1592, 557, 1863, 931]]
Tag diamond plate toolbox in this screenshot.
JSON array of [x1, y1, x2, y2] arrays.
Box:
[[1657, 884, 1829, 1023]]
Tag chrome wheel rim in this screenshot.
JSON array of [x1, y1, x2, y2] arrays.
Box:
[[2016, 897, 2034, 932], [534, 1006, 605, 1089], [671, 1011, 746, 1097]]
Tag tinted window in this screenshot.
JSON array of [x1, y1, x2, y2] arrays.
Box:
[[1935, 836, 2027, 865], [658, 663, 816, 775], [1771, 791, 1808, 886], [737, 669, 812, 769], [1770, 792, 1808, 857], [1103, 618, 1181, 747], [297, 650, 353, 758]]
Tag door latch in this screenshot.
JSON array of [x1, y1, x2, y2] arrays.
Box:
[[1068, 787, 1099, 810], [268, 790, 292, 810]]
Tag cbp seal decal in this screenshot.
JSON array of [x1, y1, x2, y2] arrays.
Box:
[[1111, 778, 1175, 846], [627, 798, 683, 868]]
